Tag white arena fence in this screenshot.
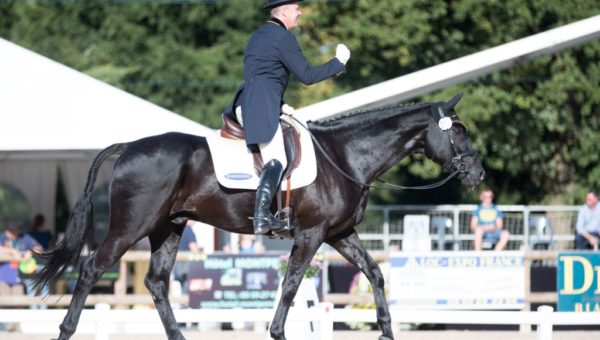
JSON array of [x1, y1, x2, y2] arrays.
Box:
[[1, 303, 598, 340]]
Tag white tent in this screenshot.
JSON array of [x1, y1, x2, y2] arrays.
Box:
[[0, 38, 214, 232]]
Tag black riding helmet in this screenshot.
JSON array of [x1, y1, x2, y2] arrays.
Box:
[[264, 0, 304, 10]]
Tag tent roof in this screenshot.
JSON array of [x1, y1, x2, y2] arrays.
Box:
[[0, 38, 213, 153]]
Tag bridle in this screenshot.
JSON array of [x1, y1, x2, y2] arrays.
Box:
[[437, 123, 478, 175], [287, 103, 476, 191], [431, 104, 478, 179]]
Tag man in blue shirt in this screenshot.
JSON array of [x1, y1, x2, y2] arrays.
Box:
[[575, 191, 600, 250], [228, 0, 350, 236], [0, 219, 42, 295], [470, 189, 510, 251], [173, 222, 201, 294]]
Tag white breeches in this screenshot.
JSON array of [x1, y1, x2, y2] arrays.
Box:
[[236, 106, 287, 169]]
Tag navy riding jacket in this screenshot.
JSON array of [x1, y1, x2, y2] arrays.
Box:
[[230, 19, 346, 145]]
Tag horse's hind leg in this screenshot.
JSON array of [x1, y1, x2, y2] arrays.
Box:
[[57, 238, 131, 339], [144, 222, 185, 340], [329, 231, 394, 340]]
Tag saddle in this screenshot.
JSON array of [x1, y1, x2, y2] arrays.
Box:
[[220, 112, 302, 181]]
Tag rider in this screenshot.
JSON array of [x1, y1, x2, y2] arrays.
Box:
[[228, 0, 350, 236]]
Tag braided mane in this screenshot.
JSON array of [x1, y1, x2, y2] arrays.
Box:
[[310, 102, 431, 127]]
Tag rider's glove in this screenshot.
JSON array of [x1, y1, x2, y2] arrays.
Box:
[[281, 103, 295, 116], [335, 44, 350, 65]]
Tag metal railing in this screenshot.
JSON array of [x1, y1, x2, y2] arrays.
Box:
[[357, 205, 580, 252]]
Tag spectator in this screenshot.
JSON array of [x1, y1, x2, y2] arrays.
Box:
[[173, 221, 202, 294], [470, 188, 510, 251], [180, 221, 201, 254], [27, 213, 54, 251], [0, 219, 42, 295], [575, 191, 600, 250], [238, 235, 265, 254]]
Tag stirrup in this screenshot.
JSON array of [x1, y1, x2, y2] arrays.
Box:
[[270, 225, 295, 239], [252, 215, 287, 232], [251, 215, 295, 239], [269, 210, 296, 239]]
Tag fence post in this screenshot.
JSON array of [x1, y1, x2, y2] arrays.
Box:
[[319, 302, 334, 340], [521, 250, 532, 333], [95, 303, 110, 340], [383, 207, 390, 251], [523, 207, 530, 249], [452, 206, 460, 250], [536, 305, 553, 340]]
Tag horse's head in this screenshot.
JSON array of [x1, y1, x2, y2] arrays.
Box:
[[422, 94, 485, 187]]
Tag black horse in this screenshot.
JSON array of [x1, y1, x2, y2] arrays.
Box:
[[35, 94, 484, 340]]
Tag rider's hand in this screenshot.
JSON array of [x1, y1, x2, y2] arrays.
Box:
[[281, 103, 295, 116], [336, 44, 350, 65]]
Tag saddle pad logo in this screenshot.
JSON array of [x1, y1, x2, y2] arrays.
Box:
[[224, 173, 253, 180]]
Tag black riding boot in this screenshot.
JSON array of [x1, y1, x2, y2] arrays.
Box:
[[253, 159, 293, 235]]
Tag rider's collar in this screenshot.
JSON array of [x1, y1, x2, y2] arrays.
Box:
[[268, 17, 287, 30], [432, 103, 453, 131]]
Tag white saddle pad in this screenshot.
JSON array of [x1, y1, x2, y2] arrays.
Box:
[[206, 115, 317, 190]]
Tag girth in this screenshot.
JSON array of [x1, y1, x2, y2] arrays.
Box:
[[220, 112, 302, 181]]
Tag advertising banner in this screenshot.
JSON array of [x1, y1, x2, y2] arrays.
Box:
[[188, 253, 282, 309], [389, 251, 525, 309], [557, 252, 600, 312]]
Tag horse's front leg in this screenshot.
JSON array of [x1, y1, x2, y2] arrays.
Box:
[[269, 227, 325, 340], [328, 231, 394, 340]]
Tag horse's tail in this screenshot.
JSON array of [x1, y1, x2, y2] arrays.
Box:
[[34, 143, 127, 293]]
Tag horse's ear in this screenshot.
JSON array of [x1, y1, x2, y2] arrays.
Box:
[[443, 93, 464, 112]]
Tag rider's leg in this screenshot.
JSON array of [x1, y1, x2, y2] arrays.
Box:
[[258, 123, 287, 171], [474, 227, 484, 251], [235, 106, 244, 125], [253, 125, 291, 235]]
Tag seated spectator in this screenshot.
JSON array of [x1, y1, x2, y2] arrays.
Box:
[[0, 219, 42, 296], [173, 221, 202, 294], [238, 235, 265, 254], [470, 188, 510, 251], [27, 213, 54, 251], [575, 191, 600, 250]]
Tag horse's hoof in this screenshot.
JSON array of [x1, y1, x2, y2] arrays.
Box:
[[269, 333, 286, 340], [379, 335, 394, 340]]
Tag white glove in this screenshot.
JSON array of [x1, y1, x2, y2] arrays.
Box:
[[335, 43, 350, 65], [281, 103, 295, 116]]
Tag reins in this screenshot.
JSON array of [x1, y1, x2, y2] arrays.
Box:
[[287, 113, 471, 191]]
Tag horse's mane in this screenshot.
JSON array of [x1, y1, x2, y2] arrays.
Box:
[[310, 101, 431, 127]]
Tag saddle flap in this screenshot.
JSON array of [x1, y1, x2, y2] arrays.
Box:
[[281, 118, 302, 180]]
